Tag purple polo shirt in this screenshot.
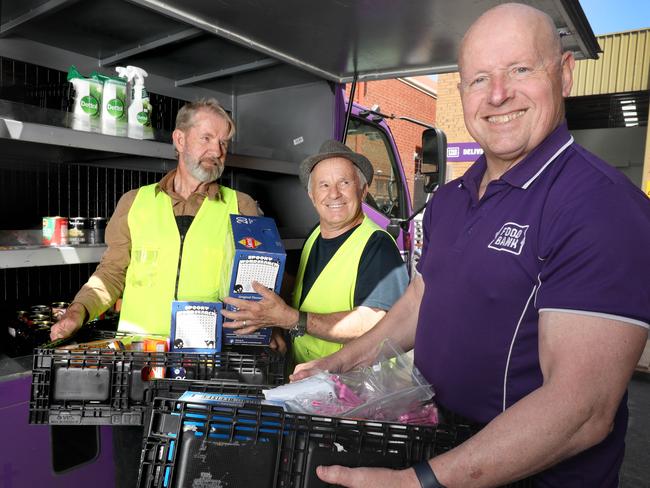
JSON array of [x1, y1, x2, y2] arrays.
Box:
[[415, 122, 650, 486]]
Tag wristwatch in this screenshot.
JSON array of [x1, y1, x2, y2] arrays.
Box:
[[289, 311, 308, 339], [413, 461, 447, 488]]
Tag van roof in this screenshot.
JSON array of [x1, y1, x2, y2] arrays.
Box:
[[1, 0, 598, 90]]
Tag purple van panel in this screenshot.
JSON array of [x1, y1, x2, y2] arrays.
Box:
[[0, 375, 115, 488]]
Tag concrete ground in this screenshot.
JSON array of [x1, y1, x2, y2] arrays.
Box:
[[620, 372, 650, 488]]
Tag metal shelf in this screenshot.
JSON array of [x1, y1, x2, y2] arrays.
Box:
[[0, 118, 175, 159], [0, 100, 176, 162], [0, 245, 107, 269]]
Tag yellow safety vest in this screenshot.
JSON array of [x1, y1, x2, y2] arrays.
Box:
[[292, 216, 385, 364], [119, 184, 237, 335]]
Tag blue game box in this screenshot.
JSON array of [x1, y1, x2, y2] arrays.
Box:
[[170, 301, 222, 353], [223, 215, 286, 345]]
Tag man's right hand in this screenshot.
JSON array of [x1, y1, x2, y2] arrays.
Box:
[[290, 353, 344, 382], [50, 303, 87, 341]]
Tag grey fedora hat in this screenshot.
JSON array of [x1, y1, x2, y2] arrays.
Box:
[[299, 139, 374, 188]]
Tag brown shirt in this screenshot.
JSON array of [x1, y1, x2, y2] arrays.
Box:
[[73, 169, 259, 320]]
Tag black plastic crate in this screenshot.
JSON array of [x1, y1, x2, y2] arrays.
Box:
[[138, 378, 274, 430], [29, 348, 285, 425], [146, 378, 271, 404], [137, 397, 467, 488]]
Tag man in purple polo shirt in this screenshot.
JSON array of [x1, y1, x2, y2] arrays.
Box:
[[291, 3, 650, 487]]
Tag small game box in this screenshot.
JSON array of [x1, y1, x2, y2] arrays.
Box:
[[223, 215, 286, 346], [170, 301, 222, 353]]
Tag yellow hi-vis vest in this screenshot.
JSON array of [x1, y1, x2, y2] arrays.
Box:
[[291, 216, 384, 364], [119, 183, 238, 336]]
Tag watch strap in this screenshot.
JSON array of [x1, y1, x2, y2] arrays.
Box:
[[289, 311, 308, 339], [413, 461, 446, 488]]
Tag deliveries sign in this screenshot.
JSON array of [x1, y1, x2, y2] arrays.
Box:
[[447, 142, 484, 162]]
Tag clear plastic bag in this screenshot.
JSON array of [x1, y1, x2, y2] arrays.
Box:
[[265, 340, 438, 424]]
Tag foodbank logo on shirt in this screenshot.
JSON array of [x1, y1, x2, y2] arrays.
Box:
[[488, 222, 529, 256]]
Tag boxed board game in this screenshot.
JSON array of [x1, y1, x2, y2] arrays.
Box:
[[223, 215, 286, 346], [170, 301, 222, 353]]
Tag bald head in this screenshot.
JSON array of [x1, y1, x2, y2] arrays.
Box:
[[456, 2, 575, 169], [459, 3, 562, 71]]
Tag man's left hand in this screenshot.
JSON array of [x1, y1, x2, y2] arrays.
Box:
[[315, 465, 416, 488], [222, 281, 298, 335]]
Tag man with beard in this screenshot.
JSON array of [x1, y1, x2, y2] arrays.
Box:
[[51, 98, 259, 339], [50, 98, 260, 488]]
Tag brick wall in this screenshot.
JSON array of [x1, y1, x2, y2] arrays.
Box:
[[345, 79, 436, 199], [436, 73, 473, 143], [436, 73, 483, 181]]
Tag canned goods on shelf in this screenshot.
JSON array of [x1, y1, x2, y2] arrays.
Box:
[[89, 217, 107, 244], [68, 217, 89, 245], [30, 305, 51, 314], [42, 217, 68, 246], [29, 313, 50, 322]]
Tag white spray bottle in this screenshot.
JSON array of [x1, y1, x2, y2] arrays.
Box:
[[123, 65, 153, 139]]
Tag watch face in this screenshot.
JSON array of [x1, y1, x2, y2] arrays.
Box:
[[290, 325, 304, 339], [290, 320, 306, 339]]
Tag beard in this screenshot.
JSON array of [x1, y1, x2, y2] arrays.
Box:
[[184, 153, 224, 183]]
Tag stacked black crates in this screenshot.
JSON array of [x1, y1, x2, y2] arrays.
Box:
[[29, 348, 285, 425], [137, 397, 470, 488]]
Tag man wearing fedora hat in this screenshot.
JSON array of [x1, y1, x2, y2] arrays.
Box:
[[223, 139, 408, 364]]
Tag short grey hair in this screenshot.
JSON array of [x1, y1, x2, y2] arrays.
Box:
[[307, 164, 368, 196], [175, 98, 235, 139]]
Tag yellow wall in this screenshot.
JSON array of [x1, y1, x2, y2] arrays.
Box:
[[571, 29, 650, 96], [436, 73, 472, 142], [437, 73, 478, 181]]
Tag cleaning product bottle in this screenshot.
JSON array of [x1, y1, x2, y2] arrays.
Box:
[[123, 65, 153, 140], [97, 67, 128, 136], [67, 66, 103, 133]]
